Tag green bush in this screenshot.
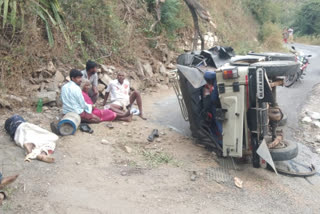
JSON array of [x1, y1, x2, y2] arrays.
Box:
[[245, 0, 280, 24], [146, 0, 184, 34], [294, 0, 320, 35]]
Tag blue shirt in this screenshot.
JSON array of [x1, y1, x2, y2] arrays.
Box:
[[61, 81, 92, 114]]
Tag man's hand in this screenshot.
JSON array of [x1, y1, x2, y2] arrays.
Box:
[[103, 92, 110, 106], [93, 86, 98, 96]]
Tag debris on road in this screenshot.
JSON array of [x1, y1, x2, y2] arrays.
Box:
[[234, 177, 243, 189]]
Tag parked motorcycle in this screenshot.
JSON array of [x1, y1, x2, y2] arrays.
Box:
[[284, 46, 312, 87]]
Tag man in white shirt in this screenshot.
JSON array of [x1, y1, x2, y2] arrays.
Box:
[[103, 72, 146, 120]]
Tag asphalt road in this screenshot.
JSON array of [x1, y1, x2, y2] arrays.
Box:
[[154, 43, 320, 213]]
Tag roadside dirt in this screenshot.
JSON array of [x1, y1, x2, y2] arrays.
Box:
[[0, 88, 320, 214]]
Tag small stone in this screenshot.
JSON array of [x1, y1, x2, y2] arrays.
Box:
[[121, 171, 127, 176], [124, 146, 133, 153], [302, 116, 312, 123], [160, 132, 166, 136], [156, 138, 162, 143], [76, 162, 81, 165], [312, 121, 320, 128], [166, 63, 175, 69], [127, 133, 132, 137], [307, 111, 320, 120], [101, 139, 109, 145], [315, 136, 320, 143]]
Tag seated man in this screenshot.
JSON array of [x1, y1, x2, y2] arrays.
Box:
[[102, 72, 146, 120], [61, 69, 100, 123], [203, 71, 223, 145], [81, 60, 99, 104], [81, 79, 133, 122]]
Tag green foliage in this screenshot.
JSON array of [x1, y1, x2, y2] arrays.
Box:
[[0, 0, 69, 47], [294, 0, 320, 35], [245, 0, 280, 24], [146, 0, 184, 34], [61, 0, 125, 59]]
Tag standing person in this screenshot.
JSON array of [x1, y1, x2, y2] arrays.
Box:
[[288, 28, 294, 43], [81, 60, 99, 103], [61, 69, 100, 123], [102, 72, 146, 120], [283, 28, 289, 43]]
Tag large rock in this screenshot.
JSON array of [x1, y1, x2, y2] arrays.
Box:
[[54, 70, 65, 83], [34, 92, 57, 104], [46, 81, 59, 92], [98, 84, 106, 92], [143, 62, 153, 77], [135, 59, 145, 78], [99, 73, 112, 86], [100, 64, 114, 74]]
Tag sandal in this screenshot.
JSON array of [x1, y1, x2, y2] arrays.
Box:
[[80, 123, 94, 134]]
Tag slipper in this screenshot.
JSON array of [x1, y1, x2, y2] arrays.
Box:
[[130, 108, 140, 116], [147, 129, 159, 142], [80, 123, 94, 134]]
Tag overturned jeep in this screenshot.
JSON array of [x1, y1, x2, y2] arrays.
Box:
[[174, 47, 299, 168]]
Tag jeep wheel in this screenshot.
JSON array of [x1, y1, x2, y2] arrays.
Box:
[[252, 61, 299, 79], [269, 140, 298, 161], [248, 52, 296, 61]]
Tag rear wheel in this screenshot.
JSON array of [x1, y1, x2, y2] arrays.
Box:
[[269, 140, 298, 161], [252, 61, 300, 79]]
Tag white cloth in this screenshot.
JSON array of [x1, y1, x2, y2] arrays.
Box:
[[105, 79, 130, 103], [14, 123, 58, 158]]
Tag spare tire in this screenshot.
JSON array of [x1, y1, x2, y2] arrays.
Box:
[[248, 52, 296, 61], [252, 61, 299, 79], [269, 140, 298, 161], [230, 55, 266, 66]]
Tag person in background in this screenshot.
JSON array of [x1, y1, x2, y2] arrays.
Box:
[[81, 60, 99, 103], [102, 72, 146, 120], [202, 71, 223, 145], [288, 28, 294, 43], [61, 69, 100, 123], [81, 80, 133, 122], [282, 28, 289, 43]]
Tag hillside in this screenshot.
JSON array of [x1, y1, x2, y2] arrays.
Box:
[[0, 0, 282, 109]]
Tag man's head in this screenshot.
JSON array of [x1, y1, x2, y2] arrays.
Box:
[[204, 71, 216, 85], [81, 79, 91, 93], [117, 72, 125, 84], [70, 69, 83, 86], [86, 60, 98, 74]]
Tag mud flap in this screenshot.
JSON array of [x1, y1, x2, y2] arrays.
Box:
[[257, 139, 278, 174]]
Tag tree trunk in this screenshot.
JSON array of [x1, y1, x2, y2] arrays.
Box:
[[183, 0, 216, 51]]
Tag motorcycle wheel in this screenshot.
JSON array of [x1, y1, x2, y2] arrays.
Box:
[[284, 71, 298, 87]]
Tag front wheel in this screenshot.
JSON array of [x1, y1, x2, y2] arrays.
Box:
[[284, 71, 298, 87]]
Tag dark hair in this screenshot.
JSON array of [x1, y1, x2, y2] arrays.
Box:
[[70, 69, 83, 79], [86, 60, 98, 71]]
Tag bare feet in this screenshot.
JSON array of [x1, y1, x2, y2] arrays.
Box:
[[0, 174, 19, 189], [139, 113, 147, 120], [37, 155, 55, 163]]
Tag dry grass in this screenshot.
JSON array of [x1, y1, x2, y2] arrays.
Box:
[[295, 35, 320, 46]]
